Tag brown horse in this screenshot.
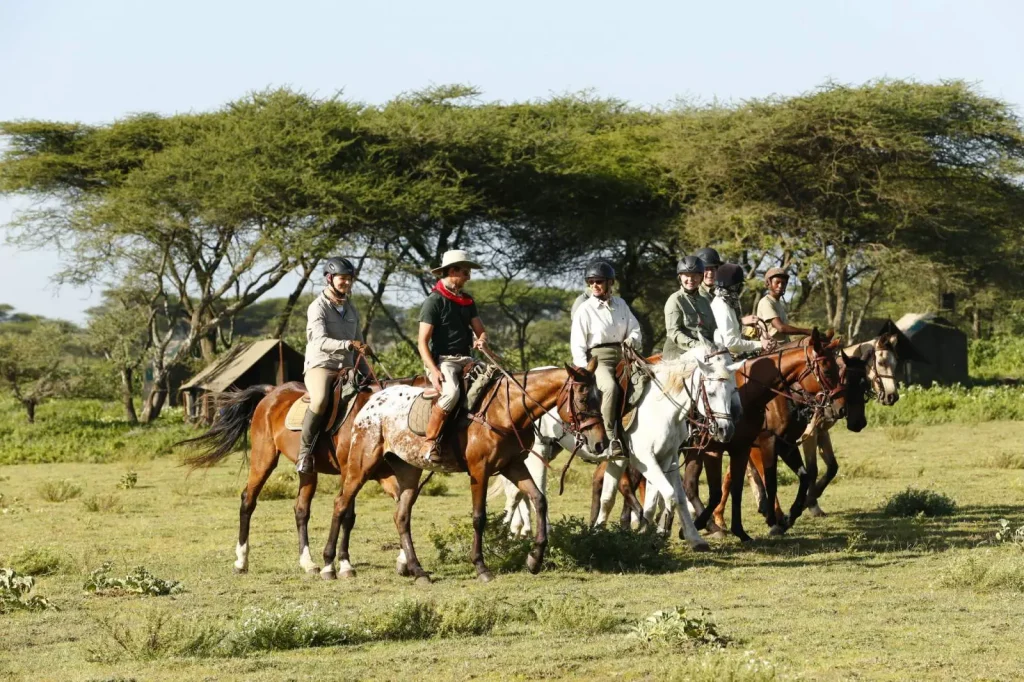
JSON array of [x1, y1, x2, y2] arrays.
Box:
[[321, 362, 606, 583], [179, 374, 419, 575]]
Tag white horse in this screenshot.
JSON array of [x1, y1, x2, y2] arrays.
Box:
[[499, 347, 741, 551]]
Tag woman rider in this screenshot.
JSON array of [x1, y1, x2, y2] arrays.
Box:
[[711, 263, 775, 357]]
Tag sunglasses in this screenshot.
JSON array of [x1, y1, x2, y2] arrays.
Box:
[[586, 279, 608, 287]]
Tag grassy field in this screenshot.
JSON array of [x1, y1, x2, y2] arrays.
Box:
[[3, 421, 1024, 681]]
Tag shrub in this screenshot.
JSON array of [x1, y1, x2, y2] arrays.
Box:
[[628, 607, 727, 650], [865, 384, 1024, 426], [884, 426, 920, 442], [228, 605, 354, 654], [421, 475, 449, 497], [258, 472, 296, 501], [429, 512, 532, 573], [436, 597, 507, 637], [529, 593, 622, 635], [969, 335, 1024, 380], [0, 568, 54, 613], [83, 493, 125, 513], [993, 519, 1024, 547], [546, 517, 677, 573], [881, 488, 957, 518], [118, 471, 138, 490], [38, 479, 83, 502], [84, 563, 184, 596], [87, 611, 227, 662], [985, 451, 1024, 470], [8, 547, 66, 576], [364, 598, 442, 641]]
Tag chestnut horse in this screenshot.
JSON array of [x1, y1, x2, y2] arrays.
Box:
[[321, 362, 607, 583], [179, 374, 419, 575]]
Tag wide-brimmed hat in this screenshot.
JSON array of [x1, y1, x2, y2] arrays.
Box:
[[430, 249, 483, 277], [764, 267, 790, 284]]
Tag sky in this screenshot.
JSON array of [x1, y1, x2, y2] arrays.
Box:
[[2, 0, 1023, 323]]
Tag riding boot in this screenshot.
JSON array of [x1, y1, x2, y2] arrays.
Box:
[[423, 404, 450, 462], [296, 409, 324, 475], [608, 423, 625, 458]]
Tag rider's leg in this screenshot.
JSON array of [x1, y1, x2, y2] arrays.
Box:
[[425, 356, 470, 460], [591, 347, 623, 457], [296, 367, 335, 475]]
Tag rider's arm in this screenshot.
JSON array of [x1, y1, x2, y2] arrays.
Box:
[[309, 301, 351, 355], [664, 296, 699, 350], [470, 316, 487, 349], [770, 317, 812, 337], [623, 303, 643, 349], [711, 298, 760, 354], [417, 322, 439, 376], [569, 307, 589, 368]]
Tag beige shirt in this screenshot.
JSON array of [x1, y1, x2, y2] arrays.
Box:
[[756, 294, 789, 340], [304, 292, 364, 373], [570, 295, 642, 367]]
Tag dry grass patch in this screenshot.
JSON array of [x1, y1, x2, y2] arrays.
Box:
[[37, 478, 83, 502]]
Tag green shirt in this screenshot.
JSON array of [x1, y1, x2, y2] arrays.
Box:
[[699, 282, 714, 303], [662, 287, 716, 360], [419, 291, 479, 361]]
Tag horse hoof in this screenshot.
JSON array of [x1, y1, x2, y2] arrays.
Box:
[[233, 565, 248, 575], [807, 505, 827, 518], [414, 575, 433, 586], [735, 531, 754, 543], [320, 567, 337, 580], [692, 542, 711, 553], [526, 554, 542, 574], [396, 562, 411, 577], [477, 570, 494, 583], [340, 568, 357, 579], [768, 524, 786, 536]]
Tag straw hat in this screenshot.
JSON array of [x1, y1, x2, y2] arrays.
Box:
[[430, 249, 483, 277]]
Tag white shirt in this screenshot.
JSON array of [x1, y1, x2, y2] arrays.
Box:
[[570, 295, 643, 367], [711, 296, 760, 356]]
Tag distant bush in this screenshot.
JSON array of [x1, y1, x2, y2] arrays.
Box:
[[8, 547, 66, 576], [0, 568, 55, 613], [421, 475, 449, 497], [258, 472, 296, 501], [970, 336, 1024, 380], [840, 460, 890, 480], [84, 563, 184, 596], [429, 512, 531, 573], [984, 451, 1024, 470], [529, 593, 622, 635], [228, 605, 354, 654], [87, 611, 227, 662], [118, 471, 138, 490], [83, 493, 125, 513], [881, 488, 957, 518], [38, 479, 83, 502], [884, 426, 920, 442], [865, 384, 1024, 426]]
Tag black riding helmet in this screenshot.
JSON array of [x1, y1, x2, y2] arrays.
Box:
[[694, 247, 723, 268], [584, 260, 615, 281], [676, 255, 705, 275], [323, 257, 356, 278], [715, 263, 745, 289]]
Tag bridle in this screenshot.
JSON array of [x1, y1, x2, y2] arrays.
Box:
[[866, 347, 898, 403], [740, 339, 845, 424]]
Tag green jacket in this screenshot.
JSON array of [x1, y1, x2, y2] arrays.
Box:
[[699, 282, 714, 303], [662, 287, 716, 360]]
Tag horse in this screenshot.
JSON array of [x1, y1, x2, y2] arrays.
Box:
[[320, 362, 607, 583], [178, 370, 419, 575], [497, 349, 741, 552]]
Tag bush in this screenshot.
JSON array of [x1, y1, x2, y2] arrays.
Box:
[[984, 451, 1024, 470], [38, 479, 83, 502], [421, 475, 449, 497], [429, 512, 532, 573], [363, 598, 442, 641], [884, 426, 920, 442], [0, 568, 54, 613], [118, 471, 138, 490], [881, 488, 957, 518], [258, 472, 296, 501], [865, 384, 1024, 426], [84, 563, 184, 596], [970, 336, 1024, 380], [840, 460, 890, 480], [628, 607, 727, 650], [436, 597, 507, 637], [88, 611, 228, 662], [993, 519, 1024, 547], [83, 493, 125, 513], [8, 547, 66, 576], [546, 517, 677, 573], [529, 593, 622, 635], [228, 605, 354, 654]]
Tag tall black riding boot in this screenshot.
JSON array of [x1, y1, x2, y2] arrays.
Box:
[[296, 409, 324, 475]]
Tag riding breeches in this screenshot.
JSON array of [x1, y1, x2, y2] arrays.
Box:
[[436, 355, 474, 413], [589, 346, 622, 439], [304, 366, 338, 416]]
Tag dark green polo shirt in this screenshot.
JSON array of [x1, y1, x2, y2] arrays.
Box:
[[419, 291, 479, 361]]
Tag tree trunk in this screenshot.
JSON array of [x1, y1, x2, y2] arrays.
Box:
[[120, 367, 139, 425], [140, 375, 168, 423], [972, 307, 982, 339], [200, 334, 217, 362], [24, 400, 36, 424]]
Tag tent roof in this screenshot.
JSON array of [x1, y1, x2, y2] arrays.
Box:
[[179, 339, 296, 393], [895, 313, 959, 338]]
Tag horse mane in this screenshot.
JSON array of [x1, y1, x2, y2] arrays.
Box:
[[655, 357, 699, 395]]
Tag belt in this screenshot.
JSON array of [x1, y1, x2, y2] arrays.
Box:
[[590, 342, 623, 350]]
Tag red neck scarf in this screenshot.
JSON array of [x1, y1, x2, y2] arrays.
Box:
[[433, 280, 474, 306]]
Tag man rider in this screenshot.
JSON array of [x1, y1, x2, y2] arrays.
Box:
[[711, 263, 775, 357], [756, 267, 812, 342], [694, 247, 723, 303], [418, 249, 490, 461], [662, 255, 716, 360], [297, 257, 371, 475], [570, 260, 642, 459]]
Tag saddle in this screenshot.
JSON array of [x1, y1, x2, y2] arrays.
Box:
[[615, 357, 654, 432], [406, 362, 500, 436], [284, 369, 360, 433]]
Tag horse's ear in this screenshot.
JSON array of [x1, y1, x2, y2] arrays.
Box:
[[887, 333, 898, 348], [564, 363, 578, 377], [810, 328, 822, 346], [840, 348, 851, 362], [586, 356, 599, 373]]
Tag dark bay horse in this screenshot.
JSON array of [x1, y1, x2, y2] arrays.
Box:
[[179, 374, 419, 575], [322, 362, 606, 583]]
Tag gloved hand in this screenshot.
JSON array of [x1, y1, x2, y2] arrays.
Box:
[[349, 340, 372, 356]]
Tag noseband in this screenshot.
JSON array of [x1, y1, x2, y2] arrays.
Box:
[[556, 374, 604, 449]]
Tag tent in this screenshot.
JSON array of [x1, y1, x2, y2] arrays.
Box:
[[179, 339, 304, 422], [893, 313, 968, 387]]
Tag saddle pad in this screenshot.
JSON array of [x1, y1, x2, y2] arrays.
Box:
[[407, 393, 436, 437], [285, 398, 309, 430], [622, 407, 638, 432]]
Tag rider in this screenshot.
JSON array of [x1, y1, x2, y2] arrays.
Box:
[[711, 263, 775, 357], [662, 255, 716, 361], [297, 257, 371, 475], [570, 260, 642, 459], [570, 258, 615, 316], [418, 249, 490, 461], [757, 267, 812, 342], [693, 247, 723, 303]]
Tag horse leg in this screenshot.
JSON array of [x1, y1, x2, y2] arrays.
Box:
[[321, 438, 377, 580], [469, 461, 495, 582], [670, 461, 707, 550], [621, 468, 644, 529], [522, 450, 548, 536], [295, 472, 319, 574], [757, 439, 785, 535], [387, 460, 431, 583], [728, 443, 754, 543], [632, 450, 708, 551], [590, 461, 608, 526], [747, 463, 769, 516], [811, 429, 839, 516], [235, 437, 279, 574], [714, 462, 731, 533], [503, 458, 549, 574], [802, 430, 822, 515], [777, 439, 809, 530], [684, 450, 709, 528], [501, 475, 528, 537], [594, 458, 625, 527], [692, 452, 725, 538]]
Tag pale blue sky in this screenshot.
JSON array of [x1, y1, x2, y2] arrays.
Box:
[[2, 0, 1022, 322]]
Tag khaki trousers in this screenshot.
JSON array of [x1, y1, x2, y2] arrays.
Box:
[[304, 366, 337, 416], [589, 346, 622, 439], [434, 355, 474, 413]]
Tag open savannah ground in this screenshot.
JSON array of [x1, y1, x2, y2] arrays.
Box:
[[3, 418, 1024, 681]]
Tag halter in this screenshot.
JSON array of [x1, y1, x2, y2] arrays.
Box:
[[739, 339, 844, 426], [867, 348, 898, 403]]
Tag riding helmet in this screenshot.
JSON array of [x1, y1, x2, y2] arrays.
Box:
[[323, 257, 356, 277], [694, 247, 723, 268], [676, 255, 705, 275], [714, 263, 745, 288], [584, 260, 616, 281]]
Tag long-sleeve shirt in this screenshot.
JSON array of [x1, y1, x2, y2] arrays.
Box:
[[304, 292, 364, 373], [662, 288, 716, 360], [570, 295, 642, 367], [711, 295, 760, 356]]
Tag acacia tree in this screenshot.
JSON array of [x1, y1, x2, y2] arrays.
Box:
[[0, 323, 75, 423]]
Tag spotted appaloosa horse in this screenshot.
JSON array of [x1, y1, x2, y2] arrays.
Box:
[[178, 373, 420, 575], [322, 362, 607, 583]]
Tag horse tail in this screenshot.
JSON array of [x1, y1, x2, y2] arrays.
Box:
[[178, 385, 274, 469]]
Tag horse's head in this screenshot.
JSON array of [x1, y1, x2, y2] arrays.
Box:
[[869, 333, 900, 406], [838, 349, 868, 432], [563, 358, 608, 455], [692, 346, 740, 443], [801, 328, 847, 418]]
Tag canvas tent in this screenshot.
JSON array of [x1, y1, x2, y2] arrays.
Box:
[[179, 339, 304, 422], [894, 313, 968, 387]]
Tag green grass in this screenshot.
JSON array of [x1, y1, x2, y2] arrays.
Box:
[[3, 421, 1024, 679], [865, 383, 1024, 426]]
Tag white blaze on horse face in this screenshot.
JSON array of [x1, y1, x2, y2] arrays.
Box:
[[694, 352, 738, 443], [234, 542, 249, 571]]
